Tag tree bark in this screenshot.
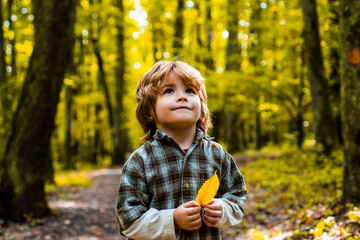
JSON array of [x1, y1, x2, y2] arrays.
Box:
[[255, 104, 262, 150], [0, 2, 5, 81], [340, 0, 360, 203], [302, 0, 336, 155], [113, 0, 126, 165], [249, 0, 262, 67], [204, 0, 215, 70], [173, 0, 184, 57], [0, 0, 11, 156], [64, 84, 75, 169], [7, 0, 16, 77], [328, 0, 343, 146], [0, 0, 77, 221], [226, 0, 240, 71]]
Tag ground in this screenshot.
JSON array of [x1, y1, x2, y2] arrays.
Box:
[[0, 168, 124, 240]]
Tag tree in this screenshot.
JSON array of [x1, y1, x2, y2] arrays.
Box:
[[340, 0, 360, 203], [173, 0, 184, 57], [224, 0, 241, 153], [301, 0, 336, 154], [204, 0, 215, 70], [0, 0, 12, 156], [113, 0, 127, 165], [225, 0, 240, 71], [0, 0, 77, 220]]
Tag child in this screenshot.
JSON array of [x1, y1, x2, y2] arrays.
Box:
[[115, 61, 247, 240]]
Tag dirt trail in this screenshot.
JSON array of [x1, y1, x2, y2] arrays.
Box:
[[0, 168, 125, 240]]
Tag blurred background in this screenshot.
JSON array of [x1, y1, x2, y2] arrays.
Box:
[[1, 0, 360, 239]]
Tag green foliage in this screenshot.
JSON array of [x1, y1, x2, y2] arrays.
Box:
[[243, 148, 343, 209]]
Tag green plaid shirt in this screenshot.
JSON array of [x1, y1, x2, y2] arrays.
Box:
[[115, 129, 247, 240]]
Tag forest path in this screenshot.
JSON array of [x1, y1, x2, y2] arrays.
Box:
[[0, 159, 253, 240], [0, 167, 125, 240]]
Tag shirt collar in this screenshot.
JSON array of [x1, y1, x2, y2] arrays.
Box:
[[153, 128, 213, 142]]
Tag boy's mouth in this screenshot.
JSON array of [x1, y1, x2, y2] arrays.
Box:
[[173, 106, 191, 110]]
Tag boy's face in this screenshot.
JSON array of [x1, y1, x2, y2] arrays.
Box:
[[154, 72, 201, 132]]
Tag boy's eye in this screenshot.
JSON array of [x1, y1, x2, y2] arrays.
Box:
[[186, 88, 195, 94], [164, 88, 174, 94]]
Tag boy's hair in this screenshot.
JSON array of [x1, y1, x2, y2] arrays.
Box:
[[136, 61, 212, 141]]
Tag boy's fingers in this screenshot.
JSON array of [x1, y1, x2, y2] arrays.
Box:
[[188, 213, 201, 222], [205, 202, 222, 210], [204, 208, 222, 218], [183, 201, 200, 208], [186, 206, 201, 215], [204, 213, 220, 225]]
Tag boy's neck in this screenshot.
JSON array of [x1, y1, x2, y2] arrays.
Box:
[[157, 125, 197, 150]]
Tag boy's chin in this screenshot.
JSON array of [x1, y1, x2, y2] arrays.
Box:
[[160, 120, 198, 130]]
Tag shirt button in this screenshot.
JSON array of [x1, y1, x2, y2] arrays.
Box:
[[184, 183, 190, 190]]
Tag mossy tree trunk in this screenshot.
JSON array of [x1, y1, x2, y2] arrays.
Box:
[[340, 0, 360, 203], [302, 0, 336, 155], [0, 0, 77, 221]]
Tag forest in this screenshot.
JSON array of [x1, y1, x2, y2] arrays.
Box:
[[0, 0, 360, 239]]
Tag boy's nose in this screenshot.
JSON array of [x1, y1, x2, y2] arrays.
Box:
[[177, 96, 188, 102]]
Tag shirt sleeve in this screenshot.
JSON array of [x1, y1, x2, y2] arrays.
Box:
[[217, 150, 247, 225], [122, 208, 177, 240], [115, 153, 177, 240], [215, 198, 244, 228]]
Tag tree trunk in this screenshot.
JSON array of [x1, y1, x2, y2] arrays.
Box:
[[7, 0, 16, 77], [225, 0, 240, 71], [249, 0, 262, 67], [255, 105, 262, 150], [113, 0, 126, 165], [0, 0, 12, 156], [204, 0, 215, 70], [302, 0, 336, 155], [212, 110, 223, 143], [297, 44, 306, 149], [328, 0, 343, 146], [227, 112, 240, 153], [64, 84, 75, 169], [89, 0, 114, 160], [0, 0, 76, 221], [173, 0, 184, 57], [194, 1, 203, 66], [340, 0, 360, 203], [0, 0, 7, 154]]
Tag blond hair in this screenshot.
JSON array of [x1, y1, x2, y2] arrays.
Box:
[[136, 61, 212, 141]]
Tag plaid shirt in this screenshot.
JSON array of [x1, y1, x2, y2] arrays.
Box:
[[116, 129, 247, 240]]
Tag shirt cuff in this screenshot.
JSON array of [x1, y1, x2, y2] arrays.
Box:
[[122, 208, 177, 240], [215, 198, 244, 228]]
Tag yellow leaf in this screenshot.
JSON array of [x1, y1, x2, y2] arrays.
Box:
[[196, 170, 220, 205], [313, 220, 325, 237]]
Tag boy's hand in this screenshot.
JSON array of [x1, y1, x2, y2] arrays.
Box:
[[174, 201, 202, 230], [203, 199, 223, 227]]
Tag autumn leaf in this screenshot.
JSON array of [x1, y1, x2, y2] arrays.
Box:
[[196, 170, 220, 205]]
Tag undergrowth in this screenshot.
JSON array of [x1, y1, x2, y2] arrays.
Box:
[[237, 148, 360, 240]]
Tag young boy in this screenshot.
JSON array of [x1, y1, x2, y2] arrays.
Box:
[[115, 61, 247, 240]]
